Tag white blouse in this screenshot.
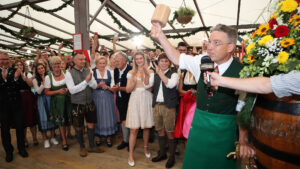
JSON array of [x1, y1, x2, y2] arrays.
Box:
[[32, 78, 44, 95], [44, 72, 66, 88]]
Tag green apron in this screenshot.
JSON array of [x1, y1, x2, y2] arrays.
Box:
[[182, 108, 237, 169]]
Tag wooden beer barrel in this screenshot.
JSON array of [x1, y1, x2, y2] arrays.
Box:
[[251, 94, 300, 169]]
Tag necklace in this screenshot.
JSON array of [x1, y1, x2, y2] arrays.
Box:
[[53, 71, 61, 77]]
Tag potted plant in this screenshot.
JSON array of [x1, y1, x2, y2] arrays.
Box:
[[175, 6, 195, 24], [19, 26, 37, 38]]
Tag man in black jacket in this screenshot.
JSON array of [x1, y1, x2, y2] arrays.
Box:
[[113, 51, 132, 150], [0, 52, 28, 162]]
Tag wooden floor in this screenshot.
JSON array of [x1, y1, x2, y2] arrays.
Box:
[[0, 129, 184, 169]]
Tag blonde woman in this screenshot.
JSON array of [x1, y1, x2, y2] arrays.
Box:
[[93, 56, 118, 147], [44, 56, 72, 151], [126, 52, 154, 167]]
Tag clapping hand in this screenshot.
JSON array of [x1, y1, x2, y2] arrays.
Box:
[[97, 80, 109, 90], [58, 88, 68, 95], [85, 72, 92, 83], [14, 68, 22, 79], [111, 84, 119, 92], [2, 68, 7, 80], [152, 61, 162, 75]]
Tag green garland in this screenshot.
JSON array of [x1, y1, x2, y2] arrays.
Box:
[[0, 0, 27, 23], [0, 0, 73, 23], [30, 0, 73, 13], [105, 7, 133, 34], [105, 6, 255, 46], [105, 7, 162, 49]]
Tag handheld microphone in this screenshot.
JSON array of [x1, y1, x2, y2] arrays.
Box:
[[200, 56, 214, 87]]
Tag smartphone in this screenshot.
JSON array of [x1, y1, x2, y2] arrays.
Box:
[[101, 45, 105, 49], [38, 46, 45, 50]]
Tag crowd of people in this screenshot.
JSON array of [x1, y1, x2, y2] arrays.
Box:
[[0, 30, 201, 168], [1, 22, 298, 169]]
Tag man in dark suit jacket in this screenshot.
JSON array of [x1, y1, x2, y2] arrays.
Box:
[[0, 52, 28, 162], [113, 51, 132, 150]]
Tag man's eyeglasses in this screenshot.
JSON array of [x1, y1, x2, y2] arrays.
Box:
[[205, 40, 230, 47]]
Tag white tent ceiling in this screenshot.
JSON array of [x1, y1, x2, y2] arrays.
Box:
[[0, 0, 275, 57]]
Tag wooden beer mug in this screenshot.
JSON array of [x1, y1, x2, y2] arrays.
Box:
[[151, 4, 170, 28]]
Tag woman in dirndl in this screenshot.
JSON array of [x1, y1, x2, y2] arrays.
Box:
[[44, 56, 72, 151], [32, 63, 58, 148]]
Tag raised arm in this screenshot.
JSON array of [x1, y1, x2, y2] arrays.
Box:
[[58, 42, 63, 58], [35, 48, 41, 61], [91, 33, 98, 60], [150, 22, 180, 65], [45, 46, 55, 57], [112, 34, 118, 53]]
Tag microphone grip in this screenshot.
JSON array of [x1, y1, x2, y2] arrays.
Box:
[[206, 71, 211, 87]]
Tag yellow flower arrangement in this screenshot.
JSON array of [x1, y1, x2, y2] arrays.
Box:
[[258, 35, 274, 46], [280, 38, 295, 48], [246, 43, 256, 54], [240, 0, 300, 79], [247, 55, 256, 63], [256, 23, 270, 36], [289, 14, 300, 27], [278, 0, 298, 12], [277, 51, 289, 64]]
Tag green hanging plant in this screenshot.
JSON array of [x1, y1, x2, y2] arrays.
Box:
[[19, 26, 37, 38], [170, 7, 195, 25]]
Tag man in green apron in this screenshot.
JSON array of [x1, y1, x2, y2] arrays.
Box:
[[150, 23, 254, 169]]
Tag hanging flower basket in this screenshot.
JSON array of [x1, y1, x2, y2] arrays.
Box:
[[177, 15, 193, 24], [174, 7, 195, 25], [19, 26, 37, 38]]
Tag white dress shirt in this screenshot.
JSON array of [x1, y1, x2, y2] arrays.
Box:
[[65, 69, 97, 95], [179, 53, 233, 82]]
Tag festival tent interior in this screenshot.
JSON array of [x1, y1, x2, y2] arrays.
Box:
[[0, 0, 274, 57]]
